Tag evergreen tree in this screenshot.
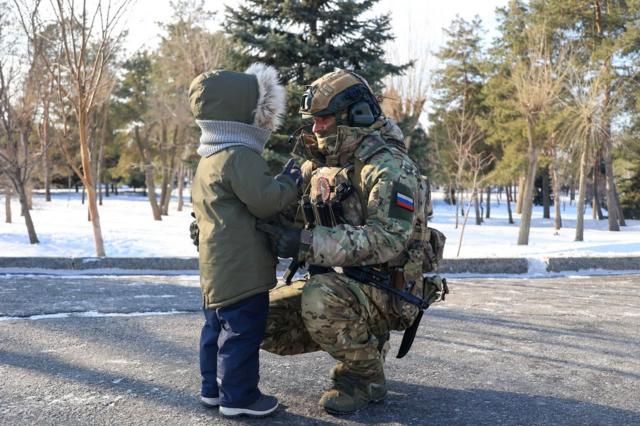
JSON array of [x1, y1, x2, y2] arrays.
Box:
[[429, 16, 488, 226], [224, 0, 409, 170], [479, 1, 527, 187], [533, 0, 640, 230]]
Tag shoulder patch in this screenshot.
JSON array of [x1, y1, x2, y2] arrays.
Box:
[[395, 191, 415, 212], [389, 181, 415, 222]]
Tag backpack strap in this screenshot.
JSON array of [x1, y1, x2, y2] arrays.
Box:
[[350, 135, 390, 222]]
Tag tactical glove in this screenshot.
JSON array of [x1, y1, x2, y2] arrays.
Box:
[[277, 158, 302, 188], [276, 227, 302, 259], [189, 212, 199, 249], [256, 221, 302, 259]]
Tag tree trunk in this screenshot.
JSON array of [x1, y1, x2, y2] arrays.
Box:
[[515, 176, 525, 214], [177, 163, 185, 212], [159, 123, 170, 215], [161, 127, 178, 215], [542, 168, 550, 219], [143, 164, 162, 220], [570, 182, 575, 205], [455, 188, 461, 229], [595, 3, 620, 231], [79, 112, 106, 256], [613, 184, 626, 226], [43, 147, 51, 202], [134, 126, 162, 221], [162, 166, 176, 215], [41, 96, 52, 202], [550, 163, 562, 230], [506, 184, 514, 224], [26, 182, 33, 211], [602, 138, 620, 231], [473, 188, 481, 225], [485, 187, 491, 219], [15, 184, 39, 244], [592, 154, 603, 220], [4, 186, 11, 223], [575, 147, 589, 242], [517, 122, 539, 246], [97, 130, 105, 206]]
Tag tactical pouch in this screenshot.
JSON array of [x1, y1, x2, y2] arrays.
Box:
[[423, 227, 446, 272]]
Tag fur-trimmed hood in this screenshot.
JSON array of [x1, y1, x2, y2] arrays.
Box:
[[244, 63, 286, 131], [188, 63, 286, 132]]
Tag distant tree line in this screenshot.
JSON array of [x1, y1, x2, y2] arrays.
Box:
[[1, 0, 639, 255], [428, 0, 640, 244]]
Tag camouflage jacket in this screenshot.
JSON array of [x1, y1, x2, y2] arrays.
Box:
[[299, 125, 422, 270]]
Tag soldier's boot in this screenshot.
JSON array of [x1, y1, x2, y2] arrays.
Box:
[[329, 333, 389, 380], [320, 371, 387, 415]]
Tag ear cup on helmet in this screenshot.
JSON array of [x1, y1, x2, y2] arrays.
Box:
[[348, 100, 376, 127]]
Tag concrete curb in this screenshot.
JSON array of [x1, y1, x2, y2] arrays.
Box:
[[546, 256, 640, 273], [0, 256, 638, 275]]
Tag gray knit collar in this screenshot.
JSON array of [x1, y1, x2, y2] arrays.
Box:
[[196, 120, 271, 157]]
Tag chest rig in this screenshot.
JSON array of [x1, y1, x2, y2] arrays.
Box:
[[307, 166, 364, 228]]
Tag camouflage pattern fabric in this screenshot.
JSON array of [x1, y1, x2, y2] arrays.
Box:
[[263, 122, 423, 383], [305, 129, 422, 269], [262, 273, 394, 379], [261, 281, 321, 355]]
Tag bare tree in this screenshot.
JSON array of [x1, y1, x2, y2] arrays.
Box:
[[0, 3, 41, 243], [151, 3, 228, 215], [16, 0, 132, 256], [456, 152, 494, 257], [445, 106, 484, 229], [547, 133, 564, 230], [511, 25, 567, 245], [382, 42, 431, 149], [560, 67, 609, 241], [134, 124, 162, 220]]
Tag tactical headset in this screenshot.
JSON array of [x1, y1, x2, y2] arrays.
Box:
[[300, 70, 382, 127]]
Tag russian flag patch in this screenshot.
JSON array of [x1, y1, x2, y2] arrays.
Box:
[[395, 192, 415, 212]]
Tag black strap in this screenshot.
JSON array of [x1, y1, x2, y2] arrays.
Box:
[[342, 266, 428, 309]]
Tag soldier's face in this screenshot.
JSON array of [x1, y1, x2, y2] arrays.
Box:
[[312, 114, 337, 137]]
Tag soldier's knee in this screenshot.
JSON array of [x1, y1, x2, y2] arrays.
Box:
[[300, 280, 328, 322], [301, 276, 356, 326]]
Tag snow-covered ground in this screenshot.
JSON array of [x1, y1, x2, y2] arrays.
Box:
[[0, 188, 638, 259]]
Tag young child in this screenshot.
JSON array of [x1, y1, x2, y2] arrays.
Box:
[[188, 64, 299, 417]]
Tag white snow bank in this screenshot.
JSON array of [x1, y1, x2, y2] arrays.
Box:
[[0, 188, 638, 259]]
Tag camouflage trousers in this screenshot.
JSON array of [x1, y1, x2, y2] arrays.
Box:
[[261, 271, 397, 379]]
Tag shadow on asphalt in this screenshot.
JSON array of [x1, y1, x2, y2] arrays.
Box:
[[0, 346, 332, 425], [355, 381, 640, 425], [3, 344, 636, 426], [2, 275, 639, 424]]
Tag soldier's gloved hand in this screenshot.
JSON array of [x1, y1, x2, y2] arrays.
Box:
[[189, 212, 199, 248], [278, 158, 302, 188], [276, 226, 302, 259]]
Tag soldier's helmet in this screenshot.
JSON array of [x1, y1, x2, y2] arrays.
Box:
[[299, 69, 382, 128]]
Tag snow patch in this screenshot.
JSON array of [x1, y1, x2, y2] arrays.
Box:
[[1, 189, 639, 259], [0, 309, 193, 322], [527, 257, 549, 274]]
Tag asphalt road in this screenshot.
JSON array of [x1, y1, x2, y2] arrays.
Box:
[[1, 273, 639, 425]]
